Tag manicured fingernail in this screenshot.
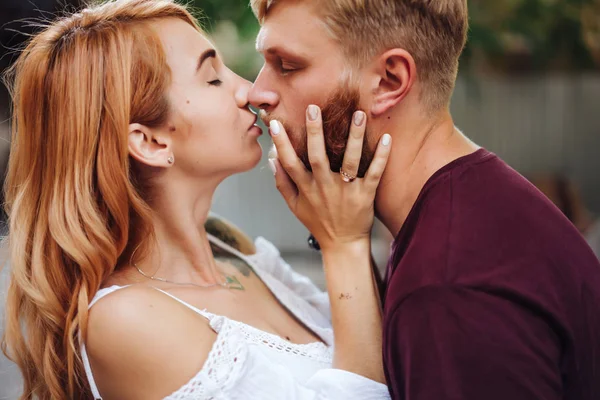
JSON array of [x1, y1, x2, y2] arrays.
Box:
[[353, 111, 365, 126], [307, 105, 319, 121], [270, 120, 280, 136], [382, 133, 391, 146], [268, 159, 277, 175]]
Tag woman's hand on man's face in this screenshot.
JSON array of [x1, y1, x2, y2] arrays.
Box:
[[268, 105, 391, 252]]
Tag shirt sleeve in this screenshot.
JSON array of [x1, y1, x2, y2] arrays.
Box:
[[384, 285, 563, 400], [226, 345, 391, 400], [304, 369, 391, 399], [253, 236, 331, 320]]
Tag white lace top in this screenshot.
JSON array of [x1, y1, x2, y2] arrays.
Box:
[[80, 235, 390, 399]]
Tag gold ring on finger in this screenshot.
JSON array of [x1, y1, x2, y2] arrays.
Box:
[[340, 168, 357, 183]]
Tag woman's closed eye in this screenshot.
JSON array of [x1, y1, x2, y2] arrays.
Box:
[[208, 78, 222, 86]]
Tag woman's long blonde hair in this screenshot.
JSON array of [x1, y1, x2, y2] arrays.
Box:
[[1, 0, 200, 398]]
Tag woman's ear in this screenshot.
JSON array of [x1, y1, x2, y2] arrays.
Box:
[[128, 123, 174, 168], [369, 49, 416, 117]]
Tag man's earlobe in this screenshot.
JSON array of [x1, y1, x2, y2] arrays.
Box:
[[371, 49, 416, 116]]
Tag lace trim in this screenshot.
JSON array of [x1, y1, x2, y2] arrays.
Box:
[[227, 318, 333, 365], [164, 315, 333, 399], [164, 316, 248, 399], [201, 311, 332, 365]]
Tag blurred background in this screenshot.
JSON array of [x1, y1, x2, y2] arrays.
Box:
[[0, 0, 599, 397]]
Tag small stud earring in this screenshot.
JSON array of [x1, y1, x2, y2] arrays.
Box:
[[167, 156, 174, 165]]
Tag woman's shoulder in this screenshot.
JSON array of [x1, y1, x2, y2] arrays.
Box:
[[85, 285, 217, 399]]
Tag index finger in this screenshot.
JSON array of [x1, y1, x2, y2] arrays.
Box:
[[306, 105, 332, 183], [270, 120, 310, 186]]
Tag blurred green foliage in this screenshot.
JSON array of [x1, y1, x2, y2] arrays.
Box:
[[190, 0, 258, 39], [188, 0, 261, 79], [465, 0, 599, 72], [190, 0, 600, 78]]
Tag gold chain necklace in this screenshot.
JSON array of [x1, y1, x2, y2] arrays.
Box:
[[130, 246, 245, 291]]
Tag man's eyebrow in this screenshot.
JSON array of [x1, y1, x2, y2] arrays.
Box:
[[260, 45, 305, 61], [196, 49, 217, 72]]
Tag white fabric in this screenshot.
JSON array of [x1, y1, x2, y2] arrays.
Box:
[[81, 235, 390, 399]]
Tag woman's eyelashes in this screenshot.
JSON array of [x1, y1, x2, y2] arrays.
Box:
[[208, 78, 222, 86]]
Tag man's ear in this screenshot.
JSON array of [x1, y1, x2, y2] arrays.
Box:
[[128, 123, 174, 168], [369, 49, 416, 117]]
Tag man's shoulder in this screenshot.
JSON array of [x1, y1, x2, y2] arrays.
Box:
[[385, 151, 589, 304]]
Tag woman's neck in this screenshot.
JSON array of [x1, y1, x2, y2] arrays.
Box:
[[134, 180, 223, 286]]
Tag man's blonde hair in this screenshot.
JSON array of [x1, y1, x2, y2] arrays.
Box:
[[251, 0, 468, 111]]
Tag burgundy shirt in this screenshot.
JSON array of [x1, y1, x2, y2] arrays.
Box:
[[383, 149, 600, 400]]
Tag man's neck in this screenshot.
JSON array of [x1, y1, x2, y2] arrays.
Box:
[[374, 109, 480, 237]]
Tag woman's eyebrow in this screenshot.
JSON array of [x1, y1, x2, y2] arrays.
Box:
[[196, 48, 217, 72]]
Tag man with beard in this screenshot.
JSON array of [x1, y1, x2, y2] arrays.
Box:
[[248, 1, 600, 399]]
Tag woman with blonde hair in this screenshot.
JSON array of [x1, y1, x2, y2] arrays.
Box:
[[1, 0, 392, 398]]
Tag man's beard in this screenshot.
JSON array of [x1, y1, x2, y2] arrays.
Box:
[[261, 86, 375, 178]]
